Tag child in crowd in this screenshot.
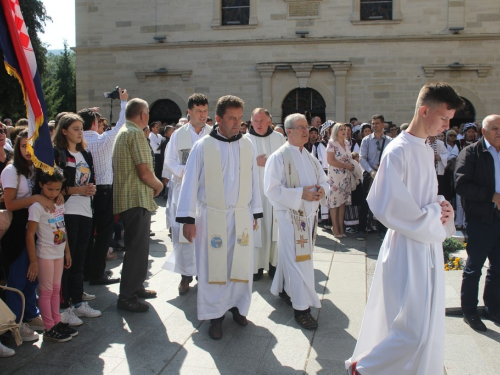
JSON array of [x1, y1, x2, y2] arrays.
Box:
[[26, 168, 77, 342]]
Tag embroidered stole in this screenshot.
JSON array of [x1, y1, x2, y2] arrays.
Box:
[[279, 143, 320, 262], [248, 133, 282, 244], [203, 136, 253, 284]]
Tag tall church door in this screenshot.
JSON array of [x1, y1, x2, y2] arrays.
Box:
[[281, 88, 326, 124], [149, 99, 182, 125]]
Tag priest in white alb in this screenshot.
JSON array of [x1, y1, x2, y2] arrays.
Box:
[[162, 93, 212, 295], [245, 108, 285, 281], [264, 113, 328, 330], [176, 95, 263, 340], [346, 82, 463, 375]]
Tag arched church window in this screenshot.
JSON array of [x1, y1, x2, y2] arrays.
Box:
[[281, 88, 326, 124], [149, 99, 182, 125]]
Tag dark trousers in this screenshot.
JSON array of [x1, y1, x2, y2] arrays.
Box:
[[154, 154, 163, 181], [87, 186, 115, 280], [6, 249, 39, 322], [358, 173, 387, 235], [119, 207, 151, 299], [461, 217, 500, 315], [61, 215, 93, 308]]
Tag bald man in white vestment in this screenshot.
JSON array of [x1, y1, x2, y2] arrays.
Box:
[[176, 95, 263, 340], [264, 113, 328, 330], [346, 82, 463, 375], [245, 108, 285, 281]]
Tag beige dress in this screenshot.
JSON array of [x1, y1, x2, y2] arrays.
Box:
[[326, 140, 352, 208]]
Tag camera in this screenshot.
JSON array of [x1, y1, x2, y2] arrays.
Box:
[[103, 86, 120, 100]]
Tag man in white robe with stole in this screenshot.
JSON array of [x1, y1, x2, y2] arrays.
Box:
[[264, 113, 328, 330], [162, 93, 212, 295], [245, 108, 285, 281], [176, 95, 263, 340], [346, 82, 463, 375]]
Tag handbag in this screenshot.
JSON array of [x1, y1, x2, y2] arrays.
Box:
[[350, 159, 363, 191], [0, 174, 21, 240]]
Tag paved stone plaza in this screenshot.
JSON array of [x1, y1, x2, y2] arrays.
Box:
[[1, 198, 499, 374]]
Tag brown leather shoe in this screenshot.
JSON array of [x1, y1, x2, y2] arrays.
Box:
[[208, 321, 223, 340], [295, 313, 318, 330], [178, 276, 193, 295], [230, 307, 248, 326]]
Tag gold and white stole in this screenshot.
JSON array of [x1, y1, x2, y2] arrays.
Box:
[[203, 136, 253, 284], [248, 132, 283, 244], [279, 143, 320, 262]]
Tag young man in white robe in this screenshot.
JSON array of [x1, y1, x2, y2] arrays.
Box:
[[176, 95, 263, 340], [161, 93, 212, 295], [245, 108, 286, 281], [264, 113, 328, 330], [346, 82, 463, 375]]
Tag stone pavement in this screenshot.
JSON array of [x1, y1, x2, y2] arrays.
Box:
[[1, 199, 499, 374]]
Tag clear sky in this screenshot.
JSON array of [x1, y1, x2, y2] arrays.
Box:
[[39, 0, 75, 50]]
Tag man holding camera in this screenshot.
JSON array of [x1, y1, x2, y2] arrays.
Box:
[[80, 87, 128, 286]]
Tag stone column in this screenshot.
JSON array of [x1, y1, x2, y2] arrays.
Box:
[[256, 65, 275, 112], [331, 63, 352, 122]]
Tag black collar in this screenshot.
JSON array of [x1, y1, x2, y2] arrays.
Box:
[[209, 127, 242, 143], [249, 125, 274, 137]]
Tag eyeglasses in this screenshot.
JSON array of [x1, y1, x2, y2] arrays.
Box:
[[290, 126, 309, 131]]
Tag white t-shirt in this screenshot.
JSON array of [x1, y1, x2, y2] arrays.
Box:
[[28, 202, 66, 259], [0, 164, 35, 198], [64, 151, 92, 218], [149, 133, 163, 154]]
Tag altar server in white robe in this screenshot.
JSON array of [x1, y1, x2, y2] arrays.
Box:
[[264, 113, 328, 330], [346, 82, 463, 375], [176, 95, 263, 340], [245, 108, 285, 281], [162, 94, 212, 295]]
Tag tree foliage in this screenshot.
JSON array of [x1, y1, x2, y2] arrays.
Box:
[[0, 0, 50, 121], [42, 41, 76, 119]]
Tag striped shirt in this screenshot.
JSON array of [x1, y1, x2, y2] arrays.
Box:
[[83, 100, 126, 185], [112, 120, 158, 214]]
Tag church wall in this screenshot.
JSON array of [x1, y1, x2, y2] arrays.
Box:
[[75, 0, 500, 124]]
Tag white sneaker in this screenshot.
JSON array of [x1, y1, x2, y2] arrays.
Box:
[[73, 302, 101, 318], [60, 307, 83, 327], [82, 292, 96, 301], [19, 323, 39, 342], [0, 341, 15, 357]]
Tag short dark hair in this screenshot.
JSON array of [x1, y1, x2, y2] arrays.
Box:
[[33, 166, 65, 195], [187, 93, 209, 110], [417, 82, 464, 111], [349, 117, 357, 122], [372, 114, 385, 123], [309, 127, 318, 134], [77, 109, 97, 131], [215, 95, 244, 118], [149, 121, 160, 131], [251, 108, 271, 118]]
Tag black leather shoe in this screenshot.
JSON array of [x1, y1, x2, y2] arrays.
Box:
[[268, 264, 276, 279], [136, 289, 157, 299], [208, 321, 223, 340], [463, 313, 487, 331], [253, 268, 263, 281], [117, 296, 149, 313], [229, 307, 248, 326], [485, 308, 500, 324], [295, 313, 318, 330], [89, 275, 120, 285]]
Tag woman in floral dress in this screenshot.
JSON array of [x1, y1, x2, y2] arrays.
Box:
[[327, 123, 354, 238]]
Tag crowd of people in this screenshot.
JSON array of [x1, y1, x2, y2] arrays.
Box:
[[0, 83, 498, 375]]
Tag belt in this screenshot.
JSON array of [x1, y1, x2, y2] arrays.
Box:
[[97, 184, 113, 189]]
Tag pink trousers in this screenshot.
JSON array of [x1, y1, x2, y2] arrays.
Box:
[[37, 257, 64, 331]]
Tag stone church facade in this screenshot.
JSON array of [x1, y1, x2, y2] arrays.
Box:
[[74, 0, 499, 126]]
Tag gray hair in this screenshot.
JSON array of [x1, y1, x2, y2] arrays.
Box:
[[483, 114, 500, 130], [125, 98, 148, 119], [284, 113, 306, 130]]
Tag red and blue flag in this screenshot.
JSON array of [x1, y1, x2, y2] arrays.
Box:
[[0, 0, 54, 173]]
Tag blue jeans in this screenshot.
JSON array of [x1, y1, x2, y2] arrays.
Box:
[[6, 248, 39, 323]]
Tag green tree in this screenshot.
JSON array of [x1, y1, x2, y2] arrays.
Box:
[[0, 0, 50, 121], [41, 40, 76, 119]]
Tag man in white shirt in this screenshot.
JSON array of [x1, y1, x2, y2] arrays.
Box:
[[80, 88, 128, 286], [148, 121, 164, 182], [162, 93, 212, 295]]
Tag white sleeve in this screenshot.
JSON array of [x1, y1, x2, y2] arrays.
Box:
[[264, 152, 303, 211], [28, 203, 43, 223], [250, 145, 263, 215], [163, 131, 185, 178], [0, 165, 18, 189], [367, 150, 447, 244], [176, 141, 202, 221]]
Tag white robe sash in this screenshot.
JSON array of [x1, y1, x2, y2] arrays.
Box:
[[203, 136, 253, 284]]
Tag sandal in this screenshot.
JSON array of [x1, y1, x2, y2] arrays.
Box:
[[294, 313, 318, 330]]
